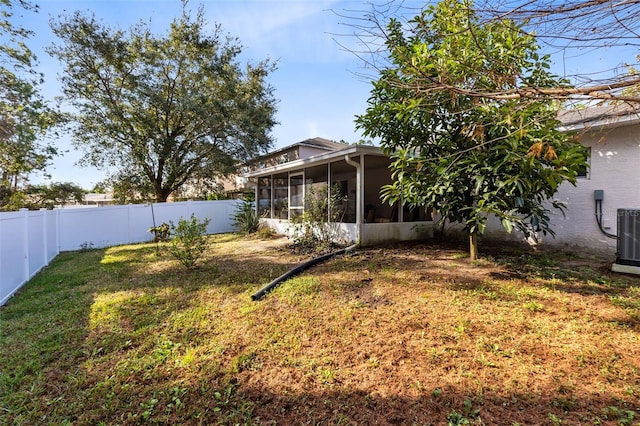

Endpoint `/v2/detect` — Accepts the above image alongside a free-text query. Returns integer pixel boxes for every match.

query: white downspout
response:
[344,154,362,245]
[327,162,332,222]
[254,179,259,216]
[270,175,274,219]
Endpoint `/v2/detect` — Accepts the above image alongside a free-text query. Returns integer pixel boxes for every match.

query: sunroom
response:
[244,144,434,246]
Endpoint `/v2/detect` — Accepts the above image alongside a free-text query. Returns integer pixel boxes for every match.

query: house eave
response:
[243,145,384,178]
[558,107,640,132]
[559,116,640,132]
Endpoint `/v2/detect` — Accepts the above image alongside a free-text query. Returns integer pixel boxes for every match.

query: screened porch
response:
[245,145,434,246]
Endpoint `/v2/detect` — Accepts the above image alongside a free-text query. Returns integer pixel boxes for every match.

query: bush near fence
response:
[0,200,240,306]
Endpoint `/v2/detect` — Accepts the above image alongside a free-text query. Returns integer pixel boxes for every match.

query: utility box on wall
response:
[613,209,640,274]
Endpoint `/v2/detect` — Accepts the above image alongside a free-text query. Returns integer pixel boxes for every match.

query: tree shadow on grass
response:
[230,385,637,426]
[88,377,636,425]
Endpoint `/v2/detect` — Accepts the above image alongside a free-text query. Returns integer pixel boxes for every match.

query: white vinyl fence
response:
[0,200,240,306]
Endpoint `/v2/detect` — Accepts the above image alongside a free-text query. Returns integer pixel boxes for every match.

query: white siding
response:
[298,146,334,159]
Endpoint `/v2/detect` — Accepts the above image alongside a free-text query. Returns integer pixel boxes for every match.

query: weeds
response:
[523,300,544,312]
[290,182,347,255]
[277,276,321,300]
[255,226,276,239]
[165,386,187,414]
[233,351,260,373]
[1,238,639,425]
[547,412,563,425]
[213,383,256,422]
[140,397,159,421]
[447,399,481,425]
[79,241,95,251]
[600,405,637,425]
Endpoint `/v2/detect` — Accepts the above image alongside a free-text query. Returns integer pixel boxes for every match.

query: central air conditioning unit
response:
[613,209,640,273]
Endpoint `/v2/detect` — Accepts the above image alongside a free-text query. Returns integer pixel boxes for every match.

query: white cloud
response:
[209,0,351,63]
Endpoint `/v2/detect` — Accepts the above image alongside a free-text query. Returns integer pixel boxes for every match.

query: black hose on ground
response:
[251,244,358,301]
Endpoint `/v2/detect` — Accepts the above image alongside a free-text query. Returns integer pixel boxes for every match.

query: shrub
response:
[232,199,259,235]
[169,214,211,268]
[290,183,346,254]
[256,226,275,239]
[148,222,170,242]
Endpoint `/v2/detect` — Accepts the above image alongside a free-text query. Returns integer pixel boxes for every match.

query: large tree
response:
[48,4,278,202]
[23,181,86,209]
[356,0,588,260]
[0,0,58,210]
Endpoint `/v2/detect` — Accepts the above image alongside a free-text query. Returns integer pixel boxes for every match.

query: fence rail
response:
[0,200,240,306]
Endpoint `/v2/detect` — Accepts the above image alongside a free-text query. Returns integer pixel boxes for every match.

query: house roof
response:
[254,137,349,161]
[84,193,114,203]
[558,104,640,131]
[244,144,385,178]
[297,137,349,151]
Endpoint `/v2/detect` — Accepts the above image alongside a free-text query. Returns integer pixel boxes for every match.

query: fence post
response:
[41,208,48,265]
[0,212,3,289]
[21,208,29,284]
[128,204,133,244]
[55,208,61,254]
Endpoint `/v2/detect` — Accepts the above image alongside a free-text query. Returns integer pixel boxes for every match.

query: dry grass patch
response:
[1,236,639,425]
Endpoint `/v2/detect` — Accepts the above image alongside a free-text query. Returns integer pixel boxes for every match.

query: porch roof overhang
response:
[243,145,385,178]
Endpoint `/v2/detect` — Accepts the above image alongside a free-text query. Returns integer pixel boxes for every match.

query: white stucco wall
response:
[260,218,433,247]
[261,219,357,245]
[360,222,434,246]
[485,123,640,255]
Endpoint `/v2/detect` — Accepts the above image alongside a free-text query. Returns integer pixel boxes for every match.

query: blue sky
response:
[14,0,638,189]
[20,0,382,188]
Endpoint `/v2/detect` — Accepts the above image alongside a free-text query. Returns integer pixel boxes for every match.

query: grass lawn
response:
[1,234,639,425]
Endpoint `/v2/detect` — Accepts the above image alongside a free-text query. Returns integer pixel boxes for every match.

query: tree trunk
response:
[156,189,170,203]
[469,230,478,261]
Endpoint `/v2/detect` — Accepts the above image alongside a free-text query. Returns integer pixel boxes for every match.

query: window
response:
[278,152,289,164]
[577,147,591,178]
[273,177,288,219]
[257,177,271,218]
[289,173,304,219]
